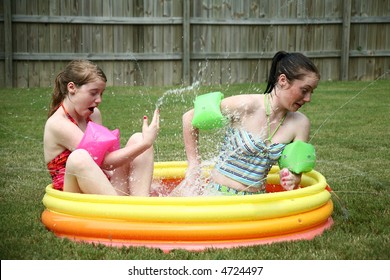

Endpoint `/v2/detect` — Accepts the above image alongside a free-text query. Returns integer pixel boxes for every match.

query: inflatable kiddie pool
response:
[41,161,333,252]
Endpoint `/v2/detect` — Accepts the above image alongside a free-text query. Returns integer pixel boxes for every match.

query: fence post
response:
[341,0,352,81]
[4,0,13,87]
[182,0,190,85]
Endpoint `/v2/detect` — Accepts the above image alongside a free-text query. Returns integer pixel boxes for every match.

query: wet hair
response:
[264,51,320,93]
[48,60,107,117]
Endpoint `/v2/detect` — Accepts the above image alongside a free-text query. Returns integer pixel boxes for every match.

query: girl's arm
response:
[280,112,311,190]
[292,112,310,142]
[220,95,257,122]
[101,109,160,169]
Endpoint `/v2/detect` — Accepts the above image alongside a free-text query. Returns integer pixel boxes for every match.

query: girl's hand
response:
[280,168,301,191]
[142,109,160,146]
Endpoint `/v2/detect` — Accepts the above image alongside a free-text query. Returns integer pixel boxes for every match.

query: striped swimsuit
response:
[214,127,286,189]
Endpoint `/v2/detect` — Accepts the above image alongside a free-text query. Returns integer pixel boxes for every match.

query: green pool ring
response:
[192,92,227,130]
[278,141,316,174]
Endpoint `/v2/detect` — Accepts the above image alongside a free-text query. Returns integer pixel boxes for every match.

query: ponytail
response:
[264,51,320,94]
[48,72,68,117]
[264,51,289,93]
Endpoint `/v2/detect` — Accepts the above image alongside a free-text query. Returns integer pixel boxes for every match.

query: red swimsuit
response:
[47,104,91,191]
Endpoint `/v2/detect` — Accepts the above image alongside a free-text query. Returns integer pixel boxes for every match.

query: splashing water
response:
[1,0,388,216]
[155,81,201,110]
[166,159,222,197]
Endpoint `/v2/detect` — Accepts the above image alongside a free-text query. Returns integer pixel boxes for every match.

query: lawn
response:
[0,80,389,260]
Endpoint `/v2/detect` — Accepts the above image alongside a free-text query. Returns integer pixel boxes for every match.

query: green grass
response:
[0,80,389,260]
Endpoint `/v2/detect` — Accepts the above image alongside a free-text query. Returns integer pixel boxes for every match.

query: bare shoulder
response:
[44,111,85,160]
[222,94,260,112]
[44,112,82,142]
[288,111,310,141]
[291,111,310,124]
[44,113,62,132]
[44,114,71,143]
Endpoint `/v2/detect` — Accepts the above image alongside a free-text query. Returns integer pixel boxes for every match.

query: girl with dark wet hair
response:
[177,51,320,196]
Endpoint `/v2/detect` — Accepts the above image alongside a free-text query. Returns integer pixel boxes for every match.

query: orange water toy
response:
[41,161,333,252]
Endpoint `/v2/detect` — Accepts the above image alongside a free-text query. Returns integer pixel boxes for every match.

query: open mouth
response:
[88,107,95,112]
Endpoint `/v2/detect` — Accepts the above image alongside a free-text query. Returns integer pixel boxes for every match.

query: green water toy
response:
[192,92,227,130]
[278,140,316,174]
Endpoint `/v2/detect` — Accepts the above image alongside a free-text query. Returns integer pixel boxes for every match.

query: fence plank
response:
[182,0,190,85]
[341,0,351,80]
[1,0,389,87]
[3,0,12,87]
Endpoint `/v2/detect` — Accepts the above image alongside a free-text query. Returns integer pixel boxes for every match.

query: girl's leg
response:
[109,166,131,196]
[128,143,154,196]
[112,133,154,196]
[63,149,118,195]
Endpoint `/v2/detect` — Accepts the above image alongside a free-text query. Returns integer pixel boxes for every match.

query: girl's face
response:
[68,78,106,118]
[280,72,319,112]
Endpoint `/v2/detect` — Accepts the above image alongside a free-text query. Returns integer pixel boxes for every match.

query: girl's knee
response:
[126,132,143,146]
[66,149,95,170]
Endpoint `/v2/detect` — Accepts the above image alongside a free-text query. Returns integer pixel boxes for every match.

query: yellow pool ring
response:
[41,161,334,251]
[43,187,330,222]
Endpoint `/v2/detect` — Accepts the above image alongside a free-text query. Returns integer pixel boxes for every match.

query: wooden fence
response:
[1,0,389,88]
